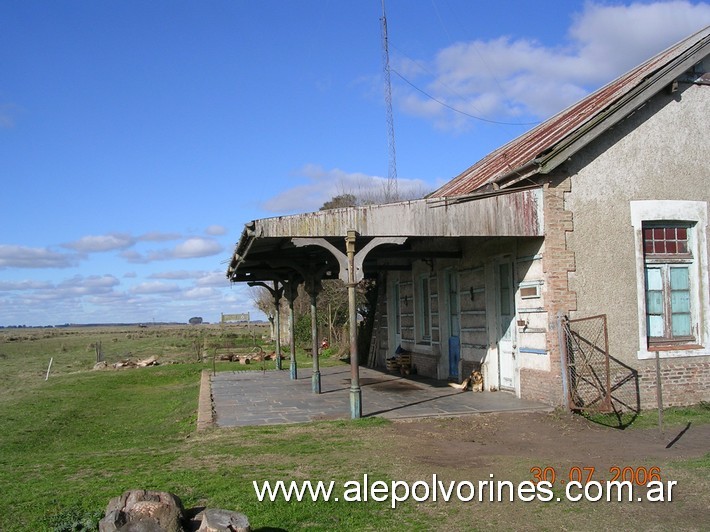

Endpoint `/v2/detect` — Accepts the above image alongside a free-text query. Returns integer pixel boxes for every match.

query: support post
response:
[248,280,285,371]
[282,278,300,380]
[290,234,406,419]
[273,282,283,370]
[303,274,323,394]
[310,286,321,394]
[347,230,362,418]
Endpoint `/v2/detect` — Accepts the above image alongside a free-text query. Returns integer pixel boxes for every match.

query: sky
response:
[1,1,709,327]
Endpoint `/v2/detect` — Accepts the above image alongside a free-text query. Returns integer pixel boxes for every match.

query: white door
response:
[497,262,516,390]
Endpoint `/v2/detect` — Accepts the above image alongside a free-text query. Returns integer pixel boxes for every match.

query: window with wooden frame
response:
[643,224,695,346]
[418,274,431,343]
[630,200,709,359]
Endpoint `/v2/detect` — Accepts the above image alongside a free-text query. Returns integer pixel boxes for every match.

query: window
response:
[630,200,710,359]
[393,281,401,336]
[643,224,694,345]
[418,275,431,342]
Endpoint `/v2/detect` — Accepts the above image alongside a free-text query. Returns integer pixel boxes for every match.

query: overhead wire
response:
[390,68,539,126]
[389,41,539,126]
[388,0,540,127]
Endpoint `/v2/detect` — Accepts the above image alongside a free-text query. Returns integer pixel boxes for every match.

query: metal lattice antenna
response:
[380,0,398,202]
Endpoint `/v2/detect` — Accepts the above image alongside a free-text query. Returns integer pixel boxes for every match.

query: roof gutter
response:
[226,222,257,281]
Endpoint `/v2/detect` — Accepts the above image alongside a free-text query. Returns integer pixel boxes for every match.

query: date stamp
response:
[529,465,676,502]
[530,465,664,485]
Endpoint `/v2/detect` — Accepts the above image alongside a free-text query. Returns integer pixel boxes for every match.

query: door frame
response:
[492,256,518,393]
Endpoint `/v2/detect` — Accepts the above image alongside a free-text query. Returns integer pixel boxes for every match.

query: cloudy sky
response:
[1,1,709,326]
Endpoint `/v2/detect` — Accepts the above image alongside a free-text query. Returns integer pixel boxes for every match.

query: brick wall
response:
[412,352,439,379]
[520,368,564,405]
[526,176,577,406]
[637,360,710,409]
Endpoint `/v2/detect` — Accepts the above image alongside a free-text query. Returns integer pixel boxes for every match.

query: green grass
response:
[1,325,709,531]
[0,326,411,531]
[0,359,412,531]
[582,401,710,429]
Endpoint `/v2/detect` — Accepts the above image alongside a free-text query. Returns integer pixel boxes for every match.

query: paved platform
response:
[210,365,551,427]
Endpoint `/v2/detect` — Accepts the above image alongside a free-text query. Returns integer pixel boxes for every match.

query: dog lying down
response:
[448,370,484,392]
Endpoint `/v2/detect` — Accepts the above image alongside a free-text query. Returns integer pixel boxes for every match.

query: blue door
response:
[447,271,461,379]
[449,335,460,378]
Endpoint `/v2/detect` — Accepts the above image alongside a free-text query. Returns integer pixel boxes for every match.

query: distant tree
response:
[319,193,357,210]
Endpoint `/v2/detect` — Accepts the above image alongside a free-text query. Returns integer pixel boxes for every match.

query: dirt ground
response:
[390,410,710,467]
[368,411,710,530]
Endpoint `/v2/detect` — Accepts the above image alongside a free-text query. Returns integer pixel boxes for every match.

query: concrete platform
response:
[208,365,552,427]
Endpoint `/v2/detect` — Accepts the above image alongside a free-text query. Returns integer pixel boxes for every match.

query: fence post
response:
[655,351,663,434]
[557,312,570,410]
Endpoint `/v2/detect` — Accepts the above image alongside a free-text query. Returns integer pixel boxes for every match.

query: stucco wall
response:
[565,75,710,407]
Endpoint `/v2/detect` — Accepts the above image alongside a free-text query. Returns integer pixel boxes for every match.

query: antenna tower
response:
[380,0,398,202]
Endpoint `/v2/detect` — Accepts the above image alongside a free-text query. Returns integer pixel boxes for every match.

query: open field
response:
[0,325,708,531]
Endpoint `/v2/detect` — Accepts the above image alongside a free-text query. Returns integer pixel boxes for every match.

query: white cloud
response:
[396,1,710,129]
[196,271,230,288]
[62,233,135,252]
[0,279,53,290]
[184,286,220,299]
[0,244,79,269]
[205,225,228,236]
[262,164,432,214]
[130,281,180,295]
[0,103,18,128]
[57,275,120,296]
[173,237,223,258]
[138,231,183,242]
[121,237,224,263]
[149,270,203,280]
[0,275,120,304]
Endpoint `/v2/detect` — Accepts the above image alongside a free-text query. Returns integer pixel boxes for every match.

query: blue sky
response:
[1,1,709,326]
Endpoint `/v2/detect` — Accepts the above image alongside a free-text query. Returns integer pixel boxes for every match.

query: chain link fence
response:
[561,314,641,424]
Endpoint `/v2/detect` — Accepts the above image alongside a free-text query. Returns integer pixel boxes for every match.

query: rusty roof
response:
[432,25,710,198]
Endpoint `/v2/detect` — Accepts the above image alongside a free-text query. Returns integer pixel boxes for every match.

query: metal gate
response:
[561,314,612,413]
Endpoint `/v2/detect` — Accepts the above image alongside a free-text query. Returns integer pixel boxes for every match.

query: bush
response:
[43,505,104,531]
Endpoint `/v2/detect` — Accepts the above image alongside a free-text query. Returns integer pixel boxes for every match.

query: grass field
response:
[0,325,708,531]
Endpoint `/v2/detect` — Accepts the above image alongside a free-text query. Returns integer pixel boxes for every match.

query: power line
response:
[390,68,540,127]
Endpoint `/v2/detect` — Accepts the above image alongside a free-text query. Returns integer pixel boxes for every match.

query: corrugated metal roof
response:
[432,25,710,198]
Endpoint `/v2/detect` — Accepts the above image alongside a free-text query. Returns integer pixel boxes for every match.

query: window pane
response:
[670,267,689,290]
[671,313,691,337]
[646,291,664,314]
[645,268,663,290]
[648,315,664,337]
[671,291,690,313]
[420,277,430,338]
